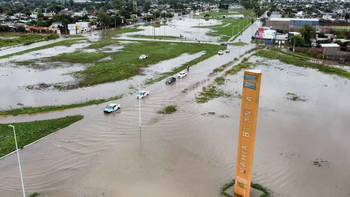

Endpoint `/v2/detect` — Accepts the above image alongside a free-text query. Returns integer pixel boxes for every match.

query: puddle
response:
[0,41,91,64]
[118,17,223,41]
[100,45,124,53]
[142,51,205,75]
[97,56,112,62]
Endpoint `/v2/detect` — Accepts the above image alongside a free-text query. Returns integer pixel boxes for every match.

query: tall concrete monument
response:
[234,70,262,197]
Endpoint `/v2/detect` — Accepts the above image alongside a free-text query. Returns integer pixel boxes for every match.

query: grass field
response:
[128,35,180,40]
[256,49,350,80]
[0,115,83,157]
[73,41,224,87]
[0,95,123,116]
[0,33,59,48]
[0,38,86,59]
[51,52,109,63]
[106,28,142,37]
[199,9,254,41]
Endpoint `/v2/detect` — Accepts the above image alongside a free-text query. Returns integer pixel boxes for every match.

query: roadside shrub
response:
[157,105,177,114]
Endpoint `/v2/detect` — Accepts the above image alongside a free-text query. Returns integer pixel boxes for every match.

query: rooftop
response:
[320,43,340,48]
[269,18,319,22]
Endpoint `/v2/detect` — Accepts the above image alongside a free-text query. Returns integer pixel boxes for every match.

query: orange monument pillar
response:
[234,70,262,197]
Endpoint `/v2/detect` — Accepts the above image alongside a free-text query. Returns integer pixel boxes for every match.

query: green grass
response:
[207,18,252,41]
[75,41,224,87]
[0,33,59,48]
[0,115,83,158]
[69,35,84,38]
[210,58,239,75]
[157,105,177,114]
[106,28,142,37]
[256,49,350,80]
[225,61,251,76]
[50,52,109,63]
[220,179,270,197]
[142,23,168,27]
[86,39,120,49]
[229,42,249,46]
[214,76,226,85]
[0,39,86,59]
[0,95,123,116]
[195,85,231,103]
[128,35,180,40]
[29,192,40,197]
[199,9,254,42]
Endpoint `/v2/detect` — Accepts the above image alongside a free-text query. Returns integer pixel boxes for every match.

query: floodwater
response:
[0,40,253,109]
[1,51,350,197]
[0,41,90,64]
[120,16,223,42]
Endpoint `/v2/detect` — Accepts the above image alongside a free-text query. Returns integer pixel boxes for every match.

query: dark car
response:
[165,77,176,84]
[220,43,227,46]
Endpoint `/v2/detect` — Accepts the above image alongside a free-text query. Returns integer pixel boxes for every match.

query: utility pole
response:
[8,125,26,197]
[139,77,141,128]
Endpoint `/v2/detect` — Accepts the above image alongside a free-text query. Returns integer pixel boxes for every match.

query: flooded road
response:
[0,43,252,109]
[1,50,350,197]
[2,18,350,197]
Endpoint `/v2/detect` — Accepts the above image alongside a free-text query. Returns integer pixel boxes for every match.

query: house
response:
[25,25,47,32]
[49,21,62,33]
[44,12,55,18]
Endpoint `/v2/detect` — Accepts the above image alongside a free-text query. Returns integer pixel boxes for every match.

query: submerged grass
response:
[229,42,249,46]
[195,85,231,103]
[0,115,83,158]
[157,105,177,114]
[106,28,142,37]
[214,76,226,85]
[29,193,40,197]
[128,35,180,40]
[221,179,270,197]
[50,52,108,63]
[85,39,120,49]
[0,38,86,59]
[225,61,251,76]
[256,49,350,80]
[0,95,123,116]
[75,41,223,87]
[0,33,59,48]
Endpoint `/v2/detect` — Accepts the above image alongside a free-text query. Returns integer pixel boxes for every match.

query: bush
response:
[157,105,177,114]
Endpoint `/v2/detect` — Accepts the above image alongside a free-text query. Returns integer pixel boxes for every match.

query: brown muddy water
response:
[0,43,253,110]
[120,16,223,41]
[0,52,350,197]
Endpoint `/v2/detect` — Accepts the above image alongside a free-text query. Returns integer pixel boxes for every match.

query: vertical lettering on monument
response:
[235,71,262,197]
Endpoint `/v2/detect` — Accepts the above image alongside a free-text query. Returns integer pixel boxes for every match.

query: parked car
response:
[218,50,224,55]
[135,90,149,98]
[258,43,265,47]
[220,43,227,46]
[165,77,176,84]
[177,71,187,78]
[225,49,230,53]
[104,103,120,113]
[139,54,148,59]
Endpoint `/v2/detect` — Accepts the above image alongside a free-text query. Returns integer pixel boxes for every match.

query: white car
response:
[218,50,224,55]
[104,103,120,113]
[225,49,230,53]
[177,71,187,78]
[135,90,150,98]
[139,54,148,59]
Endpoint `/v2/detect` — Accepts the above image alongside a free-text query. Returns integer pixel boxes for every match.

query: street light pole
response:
[138,77,141,128]
[8,125,26,197]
